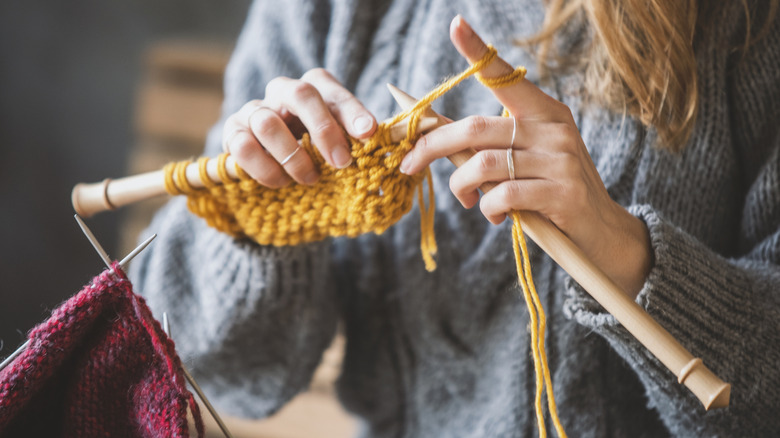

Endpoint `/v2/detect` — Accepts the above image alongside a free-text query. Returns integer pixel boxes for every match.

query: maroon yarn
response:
[0,263,204,437]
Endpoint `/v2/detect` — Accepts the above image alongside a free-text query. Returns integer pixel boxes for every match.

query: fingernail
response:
[332,147,352,169]
[400,153,412,174]
[304,170,319,185]
[456,15,474,36]
[353,115,373,135]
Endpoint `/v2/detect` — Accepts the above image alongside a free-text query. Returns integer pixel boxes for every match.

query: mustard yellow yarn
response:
[163,45,501,270]
[163,45,565,437]
[511,212,567,438]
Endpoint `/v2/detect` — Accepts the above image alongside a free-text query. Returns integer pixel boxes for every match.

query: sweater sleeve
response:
[129,0,340,419]
[562,6,780,436]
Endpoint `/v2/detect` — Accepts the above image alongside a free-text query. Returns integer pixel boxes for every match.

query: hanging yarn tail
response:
[418,167,438,271]
[511,211,567,438]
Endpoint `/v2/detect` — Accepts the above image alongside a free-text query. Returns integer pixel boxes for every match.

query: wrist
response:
[612,208,653,299]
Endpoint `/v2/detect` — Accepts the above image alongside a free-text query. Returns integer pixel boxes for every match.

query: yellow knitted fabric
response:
[164,45,566,437]
[163,46,501,271]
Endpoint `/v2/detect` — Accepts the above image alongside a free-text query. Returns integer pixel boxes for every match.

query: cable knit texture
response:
[131,0,780,437]
[0,263,203,438]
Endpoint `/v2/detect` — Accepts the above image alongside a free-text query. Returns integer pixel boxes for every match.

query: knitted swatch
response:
[163,46,510,272]
[0,263,203,438]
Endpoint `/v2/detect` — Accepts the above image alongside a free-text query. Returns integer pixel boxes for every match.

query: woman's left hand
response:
[399,15,652,299]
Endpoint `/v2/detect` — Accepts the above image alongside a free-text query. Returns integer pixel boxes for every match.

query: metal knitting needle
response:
[162,312,234,438]
[75,214,156,271]
[1,221,156,373]
[0,340,30,372]
[117,233,157,269]
[75,214,112,269]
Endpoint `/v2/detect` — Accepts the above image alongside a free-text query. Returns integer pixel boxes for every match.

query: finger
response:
[479,179,560,224]
[301,68,377,139]
[403,115,536,175]
[449,15,570,122]
[223,100,264,152]
[401,116,503,174]
[449,149,555,208]
[265,77,353,169]
[246,107,320,185]
[227,129,291,188]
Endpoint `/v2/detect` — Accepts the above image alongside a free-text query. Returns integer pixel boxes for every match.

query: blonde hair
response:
[529,0,779,152]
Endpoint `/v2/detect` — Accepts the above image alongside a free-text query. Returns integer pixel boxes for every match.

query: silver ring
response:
[279,146,302,165]
[507,147,515,181]
[508,115,517,180]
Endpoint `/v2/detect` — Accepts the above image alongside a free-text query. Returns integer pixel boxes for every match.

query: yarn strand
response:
[511,211,567,438]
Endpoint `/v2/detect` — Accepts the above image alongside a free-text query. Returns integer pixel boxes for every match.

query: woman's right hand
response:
[222,68,377,187]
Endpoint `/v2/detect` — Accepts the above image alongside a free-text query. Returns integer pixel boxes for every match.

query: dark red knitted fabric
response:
[0,263,204,438]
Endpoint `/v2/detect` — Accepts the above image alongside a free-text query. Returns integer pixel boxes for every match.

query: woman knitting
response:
[131,1,780,436]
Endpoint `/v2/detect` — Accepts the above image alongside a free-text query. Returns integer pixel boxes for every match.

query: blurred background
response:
[0,0,248,364]
[0,1,355,436]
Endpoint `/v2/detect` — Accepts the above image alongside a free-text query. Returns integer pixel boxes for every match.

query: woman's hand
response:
[400,16,652,298]
[222,69,377,187]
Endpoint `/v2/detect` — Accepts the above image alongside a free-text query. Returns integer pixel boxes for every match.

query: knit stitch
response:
[0,263,203,438]
[161,46,514,272]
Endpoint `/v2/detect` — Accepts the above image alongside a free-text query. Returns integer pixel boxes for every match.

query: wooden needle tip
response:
[387,83,419,110]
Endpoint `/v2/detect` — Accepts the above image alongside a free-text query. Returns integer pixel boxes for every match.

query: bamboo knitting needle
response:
[71,114,441,218]
[387,84,731,411]
[0,218,156,373]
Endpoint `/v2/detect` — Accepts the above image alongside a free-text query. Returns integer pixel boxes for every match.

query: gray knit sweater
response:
[130,1,780,437]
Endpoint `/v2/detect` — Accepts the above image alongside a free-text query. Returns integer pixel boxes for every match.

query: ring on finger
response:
[508,114,517,180]
[279,146,302,165]
[507,147,515,181]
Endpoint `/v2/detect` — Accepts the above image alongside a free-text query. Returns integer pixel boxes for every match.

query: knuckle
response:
[554,178,583,211]
[499,181,522,202]
[477,150,499,173]
[479,195,498,218]
[556,102,574,120]
[301,67,330,82]
[449,174,465,197]
[290,81,318,102]
[549,122,575,144]
[557,152,580,176]
[239,99,261,113]
[224,113,238,129]
[329,89,355,106]
[464,115,489,137]
[415,135,430,154]
[309,119,339,137]
[560,122,579,141]
[229,134,257,160]
[257,167,290,189]
[265,77,288,96]
[251,110,280,139]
